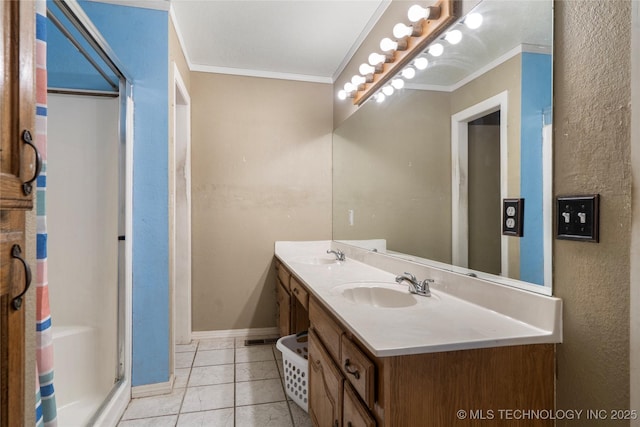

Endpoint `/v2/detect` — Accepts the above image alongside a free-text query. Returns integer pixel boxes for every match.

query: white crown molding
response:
[190,64,333,84]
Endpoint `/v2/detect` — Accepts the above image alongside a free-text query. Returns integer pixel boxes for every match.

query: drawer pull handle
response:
[334,421,339,427]
[21,130,42,196]
[348,423,353,427]
[293,287,299,294]
[344,358,360,379]
[11,244,32,311]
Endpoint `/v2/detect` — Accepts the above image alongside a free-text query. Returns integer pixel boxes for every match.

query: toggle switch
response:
[556,195,600,242]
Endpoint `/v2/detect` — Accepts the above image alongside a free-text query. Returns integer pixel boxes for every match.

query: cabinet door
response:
[309,330,343,427]
[344,384,376,427]
[1,1,36,210]
[277,281,291,337]
[0,2,35,426]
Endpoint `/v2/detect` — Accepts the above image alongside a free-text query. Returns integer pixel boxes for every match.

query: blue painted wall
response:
[519,52,552,285]
[47,2,170,386]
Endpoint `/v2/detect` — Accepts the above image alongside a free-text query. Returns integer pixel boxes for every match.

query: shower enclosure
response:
[45,1,132,424]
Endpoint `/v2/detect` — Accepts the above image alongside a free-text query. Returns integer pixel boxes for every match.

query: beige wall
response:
[554,0,631,423]
[190,73,332,331]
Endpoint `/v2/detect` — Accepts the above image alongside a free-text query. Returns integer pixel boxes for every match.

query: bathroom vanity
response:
[275,241,562,427]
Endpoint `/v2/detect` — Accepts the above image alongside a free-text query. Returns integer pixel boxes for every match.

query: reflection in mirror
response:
[333,0,553,295]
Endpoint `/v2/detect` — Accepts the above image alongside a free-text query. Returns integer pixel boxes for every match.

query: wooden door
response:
[0,1,36,426]
[309,330,343,427]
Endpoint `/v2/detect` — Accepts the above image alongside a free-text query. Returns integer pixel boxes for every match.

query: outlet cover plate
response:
[502,198,524,237]
[556,195,600,242]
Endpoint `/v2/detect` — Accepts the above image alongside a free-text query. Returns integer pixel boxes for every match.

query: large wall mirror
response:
[333,0,553,295]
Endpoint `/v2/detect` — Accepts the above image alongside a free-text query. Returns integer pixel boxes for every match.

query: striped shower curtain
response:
[34,1,57,426]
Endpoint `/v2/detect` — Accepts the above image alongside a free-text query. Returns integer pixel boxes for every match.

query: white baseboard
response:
[191,327,279,341]
[131,374,175,398]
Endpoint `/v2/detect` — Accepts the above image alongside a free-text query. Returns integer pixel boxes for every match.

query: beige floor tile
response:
[181,383,234,413]
[174,367,191,389]
[236,360,280,382]
[193,349,234,367]
[236,378,286,406]
[118,415,178,427]
[175,351,195,369]
[121,389,185,420]
[235,401,293,427]
[289,401,312,427]
[198,338,235,351]
[176,342,198,353]
[188,364,234,387]
[176,408,234,427]
[235,346,275,363]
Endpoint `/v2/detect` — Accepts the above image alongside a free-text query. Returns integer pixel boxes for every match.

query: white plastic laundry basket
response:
[276,333,309,412]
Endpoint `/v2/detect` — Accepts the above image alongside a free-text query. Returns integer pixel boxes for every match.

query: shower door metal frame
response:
[47,0,133,423]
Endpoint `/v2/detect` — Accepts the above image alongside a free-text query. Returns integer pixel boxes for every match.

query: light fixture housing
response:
[346,0,458,105]
[407,4,442,23]
[380,37,408,52]
[393,22,422,39]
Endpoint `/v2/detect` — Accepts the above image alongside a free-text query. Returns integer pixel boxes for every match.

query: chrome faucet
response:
[326,249,346,261]
[395,272,433,297]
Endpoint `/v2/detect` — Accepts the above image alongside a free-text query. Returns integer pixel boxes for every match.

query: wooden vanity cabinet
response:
[275,261,309,336]
[307,295,555,427]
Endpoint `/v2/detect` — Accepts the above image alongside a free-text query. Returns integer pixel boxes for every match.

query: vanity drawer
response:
[309,297,343,361]
[277,263,291,289]
[290,276,309,310]
[340,335,375,409]
[344,383,376,427]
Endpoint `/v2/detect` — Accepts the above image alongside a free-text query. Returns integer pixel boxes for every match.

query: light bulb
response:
[391,78,405,90]
[402,66,416,79]
[444,29,462,45]
[369,52,386,66]
[414,57,429,70]
[429,43,444,57]
[407,4,429,22]
[380,37,398,52]
[393,23,413,39]
[359,63,375,75]
[375,92,386,103]
[351,75,366,86]
[344,82,355,92]
[382,85,394,96]
[337,90,347,100]
[464,12,483,29]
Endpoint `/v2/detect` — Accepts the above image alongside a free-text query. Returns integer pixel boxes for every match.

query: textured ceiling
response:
[170,0,389,82]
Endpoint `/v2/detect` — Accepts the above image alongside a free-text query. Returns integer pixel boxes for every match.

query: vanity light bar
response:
[350,0,459,106]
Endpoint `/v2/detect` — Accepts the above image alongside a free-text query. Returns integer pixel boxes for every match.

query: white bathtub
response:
[52,326,111,426]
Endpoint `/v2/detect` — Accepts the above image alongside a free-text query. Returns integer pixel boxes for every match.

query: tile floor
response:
[117,337,311,427]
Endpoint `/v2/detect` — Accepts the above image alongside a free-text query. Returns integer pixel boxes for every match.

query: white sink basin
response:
[335,282,418,308]
[290,255,339,265]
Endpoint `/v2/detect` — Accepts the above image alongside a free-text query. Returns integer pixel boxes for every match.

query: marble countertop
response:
[275,240,562,358]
